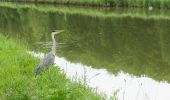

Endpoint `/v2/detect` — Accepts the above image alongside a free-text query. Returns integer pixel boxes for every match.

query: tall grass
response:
[0,34,105,99]
[2,0,170,8]
[1,2,170,20]
[38,0,170,8]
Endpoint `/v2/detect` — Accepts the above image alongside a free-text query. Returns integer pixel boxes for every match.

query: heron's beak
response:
[55,30,64,34]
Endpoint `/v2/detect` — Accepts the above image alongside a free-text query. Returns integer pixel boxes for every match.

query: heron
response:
[36,30,64,75]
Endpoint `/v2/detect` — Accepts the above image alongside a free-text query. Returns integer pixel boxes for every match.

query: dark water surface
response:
[1,3,170,99]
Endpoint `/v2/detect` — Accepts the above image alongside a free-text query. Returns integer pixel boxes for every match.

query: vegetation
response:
[2,0,170,8]
[0,34,105,99]
[39,0,170,9]
[1,2,170,20]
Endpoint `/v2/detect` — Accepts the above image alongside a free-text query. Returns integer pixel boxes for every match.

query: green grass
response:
[1,2,170,20]
[0,34,105,99]
[3,0,170,8]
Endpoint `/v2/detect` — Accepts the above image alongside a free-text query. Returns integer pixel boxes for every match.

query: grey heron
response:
[36,30,64,75]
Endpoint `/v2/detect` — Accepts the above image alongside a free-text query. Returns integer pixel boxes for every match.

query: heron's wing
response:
[37,53,54,67]
[43,53,55,66]
[36,53,55,75]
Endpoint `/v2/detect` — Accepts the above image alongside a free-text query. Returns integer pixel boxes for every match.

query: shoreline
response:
[0,34,105,99]
[1,2,170,20]
[3,0,170,9]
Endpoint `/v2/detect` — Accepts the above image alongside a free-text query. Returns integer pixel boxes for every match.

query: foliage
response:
[1,0,170,8]
[1,2,170,20]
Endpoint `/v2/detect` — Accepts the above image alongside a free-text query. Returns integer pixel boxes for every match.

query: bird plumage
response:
[36,30,64,75]
[36,52,55,75]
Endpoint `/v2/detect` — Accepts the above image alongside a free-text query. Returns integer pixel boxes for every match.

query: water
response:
[1,3,170,100]
[28,51,170,100]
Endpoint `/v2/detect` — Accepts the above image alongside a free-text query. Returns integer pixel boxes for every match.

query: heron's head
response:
[51,30,64,35]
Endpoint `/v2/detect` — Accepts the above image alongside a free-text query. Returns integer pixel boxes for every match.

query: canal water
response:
[1,3,170,100]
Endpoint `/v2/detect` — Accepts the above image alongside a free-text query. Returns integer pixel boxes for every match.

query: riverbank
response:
[1,2,170,20]
[0,34,105,99]
[4,0,170,9]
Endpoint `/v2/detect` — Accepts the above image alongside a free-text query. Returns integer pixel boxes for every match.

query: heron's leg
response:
[47,68,50,75]
[46,65,51,74]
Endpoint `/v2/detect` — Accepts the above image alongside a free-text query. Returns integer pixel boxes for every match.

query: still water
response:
[1,3,170,100]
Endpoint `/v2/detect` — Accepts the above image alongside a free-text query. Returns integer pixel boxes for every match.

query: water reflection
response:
[28,51,170,100]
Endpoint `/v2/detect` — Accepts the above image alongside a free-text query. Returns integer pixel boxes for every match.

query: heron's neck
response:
[51,34,56,55]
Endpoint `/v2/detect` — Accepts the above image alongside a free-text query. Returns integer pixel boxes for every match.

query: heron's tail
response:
[36,67,42,75]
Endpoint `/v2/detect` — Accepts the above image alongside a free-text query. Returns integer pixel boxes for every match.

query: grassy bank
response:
[0,34,105,99]
[1,2,170,20]
[5,0,170,9]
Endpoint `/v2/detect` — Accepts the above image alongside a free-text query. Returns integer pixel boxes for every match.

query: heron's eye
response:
[52,30,56,32]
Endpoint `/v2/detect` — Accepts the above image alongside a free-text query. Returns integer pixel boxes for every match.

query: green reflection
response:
[0,4,170,83]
